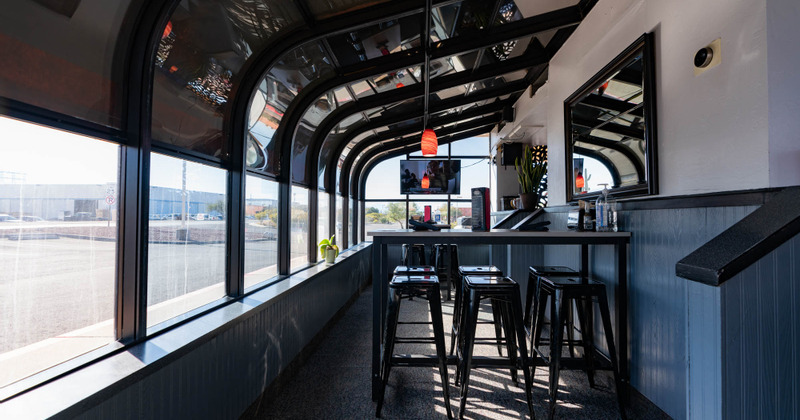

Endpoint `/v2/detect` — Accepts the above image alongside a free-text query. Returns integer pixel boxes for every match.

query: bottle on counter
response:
[596,184,610,232]
[582,200,594,231]
[608,196,618,232]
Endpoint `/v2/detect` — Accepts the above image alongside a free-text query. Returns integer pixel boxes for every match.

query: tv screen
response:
[400,160,461,194]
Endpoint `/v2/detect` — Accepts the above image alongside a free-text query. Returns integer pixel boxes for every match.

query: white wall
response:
[767,0,800,187]
[537,0,769,205]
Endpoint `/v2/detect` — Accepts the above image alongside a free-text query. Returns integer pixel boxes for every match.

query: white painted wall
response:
[767,0,800,187]
[531,0,769,205]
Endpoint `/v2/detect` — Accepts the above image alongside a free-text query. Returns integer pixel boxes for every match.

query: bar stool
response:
[526,266,580,357]
[457,275,534,419]
[431,244,459,300]
[376,274,453,419]
[451,266,504,358]
[531,276,626,420]
[402,244,427,266]
[394,265,435,275]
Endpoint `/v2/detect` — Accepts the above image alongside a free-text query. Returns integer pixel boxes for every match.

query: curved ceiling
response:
[150,0,596,197]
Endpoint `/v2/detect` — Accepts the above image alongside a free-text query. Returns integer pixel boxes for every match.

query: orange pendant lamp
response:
[575,172,585,189]
[421,174,430,189]
[421,128,438,156]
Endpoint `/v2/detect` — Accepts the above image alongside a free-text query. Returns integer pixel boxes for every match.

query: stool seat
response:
[459,265,503,275]
[539,277,603,288]
[390,274,438,284]
[529,265,578,276]
[394,265,435,275]
[464,275,516,288]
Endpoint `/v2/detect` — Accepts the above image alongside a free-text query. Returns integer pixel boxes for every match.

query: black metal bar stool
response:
[531,276,626,420]
[376,274,453,419]
[451,266,504,359]
[457,275,534,420]
[402,244,427,266]
[431,244,459,300]
[394,265,435,275]
[526,266,580,357]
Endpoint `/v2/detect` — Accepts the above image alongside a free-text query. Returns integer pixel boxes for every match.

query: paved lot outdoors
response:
[0,220,283,387]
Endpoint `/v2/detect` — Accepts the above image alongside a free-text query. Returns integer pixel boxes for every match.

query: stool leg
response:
[573,295,596,387]
[510,288,536,420]
[566,300,576,358]
[428,288,454,420]
[523,272,537,335]
[597,289,627,420]
[532,290,549,350]
[449,275,463,356]
[490,299,505,356]
[548,289,567,420]
[458,289,481,419]
[376,289,402,417]
[499,300,519,383]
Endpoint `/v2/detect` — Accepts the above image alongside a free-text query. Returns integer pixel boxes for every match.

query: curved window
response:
[290,186,309,271]
[0,116,119,387]
[147,154,227,328]
[0,0,136,128]
[318,191,330,244]
[152,0,303,159]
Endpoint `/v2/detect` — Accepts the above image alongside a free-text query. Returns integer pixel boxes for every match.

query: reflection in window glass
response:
[244,176,279,289]
[290,186,310,271]
[0,116,118,388]
[147,154,226,328]
[336,195,344,248]
[318,191,330,246]
[410,202,448,224]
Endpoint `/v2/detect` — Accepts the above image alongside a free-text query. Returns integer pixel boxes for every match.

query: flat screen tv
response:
[400,159,461,194]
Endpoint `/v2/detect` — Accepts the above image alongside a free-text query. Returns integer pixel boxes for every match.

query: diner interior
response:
[1,0,799,419]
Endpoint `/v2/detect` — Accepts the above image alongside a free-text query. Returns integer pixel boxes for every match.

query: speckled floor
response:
[243,287,670,420]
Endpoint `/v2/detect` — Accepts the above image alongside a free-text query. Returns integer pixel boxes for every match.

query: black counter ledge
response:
[676,187,800,286]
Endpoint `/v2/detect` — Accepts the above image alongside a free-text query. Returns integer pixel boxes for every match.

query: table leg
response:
[615,241,629,399]
[371,238,384,401]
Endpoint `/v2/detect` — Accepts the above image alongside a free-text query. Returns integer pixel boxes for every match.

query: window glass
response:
[450,135,490,156]
[308,0,389,20]
[335,195,344,248]
[409,201,448,224]
[452,158,491,200]
[0,0,135,128]
[0,116,118,388]
[290,186,310,271]
[348,198,356,247]
[365,156,403,200]
[318,191,330,245]
[153,0,302,160]
[244,176,279,290]
[364,201,407,235]
[147,154,226,328]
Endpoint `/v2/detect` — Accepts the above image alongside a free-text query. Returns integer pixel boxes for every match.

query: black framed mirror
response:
[564,32,657,202]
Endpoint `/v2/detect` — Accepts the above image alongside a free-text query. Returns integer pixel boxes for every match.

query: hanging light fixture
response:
[421,174,430,189]
[575,172,585,190]
[421,128,437,156]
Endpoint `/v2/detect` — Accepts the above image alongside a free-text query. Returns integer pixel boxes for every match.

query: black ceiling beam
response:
[272,6,580,184]
[339,113,503,194]
[579,94,644,118]
[572,116,644,140]
[328,101,511,193]
[355,126,495,199]
[318,80,527,190]
[575,134,645,180]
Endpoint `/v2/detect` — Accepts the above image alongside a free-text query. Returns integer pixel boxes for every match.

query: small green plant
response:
[318,235,339,259]
[514,145,547,194]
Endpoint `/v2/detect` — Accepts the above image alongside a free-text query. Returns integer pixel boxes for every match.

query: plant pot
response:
[325,247,336,264]
[519,192,539,210]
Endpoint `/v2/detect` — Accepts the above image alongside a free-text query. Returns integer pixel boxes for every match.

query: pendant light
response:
[575,172,585,190]
[421,174,430,189]
[421,128,437,156]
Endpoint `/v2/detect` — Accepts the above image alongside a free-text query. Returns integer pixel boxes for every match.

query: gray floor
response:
[243,287,670,420]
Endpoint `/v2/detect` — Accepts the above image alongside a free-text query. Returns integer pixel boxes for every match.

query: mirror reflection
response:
[565,33,656,200]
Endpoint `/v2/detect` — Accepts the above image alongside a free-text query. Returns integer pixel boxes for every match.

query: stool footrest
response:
[394,337,436,344]
[396,321,433,325]
[390,354,446,367]
[465,356,530,368]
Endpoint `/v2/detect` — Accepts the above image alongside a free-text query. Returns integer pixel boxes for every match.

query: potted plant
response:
[514,145,547,210]
[318,235,339,264]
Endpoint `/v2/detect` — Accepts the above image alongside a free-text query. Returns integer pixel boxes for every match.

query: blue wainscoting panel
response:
[721,234,800,420]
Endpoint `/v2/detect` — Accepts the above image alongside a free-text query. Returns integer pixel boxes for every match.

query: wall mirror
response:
[564,33,657,201]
